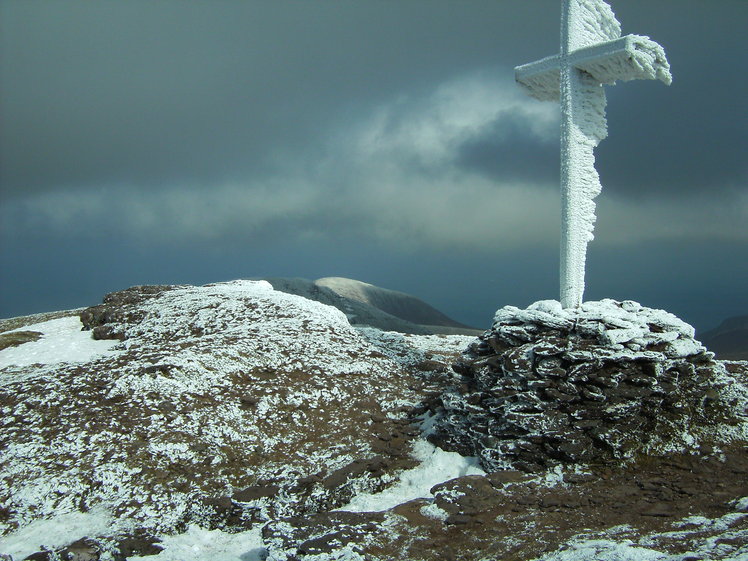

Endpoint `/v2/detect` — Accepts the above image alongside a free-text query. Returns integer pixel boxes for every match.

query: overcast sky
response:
[1,0,746,332]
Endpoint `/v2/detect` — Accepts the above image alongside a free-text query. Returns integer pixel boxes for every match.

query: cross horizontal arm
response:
[515,34,672,102]
[515,53,561,102]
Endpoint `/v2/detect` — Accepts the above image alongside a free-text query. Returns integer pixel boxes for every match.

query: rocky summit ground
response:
[1,282,747,560]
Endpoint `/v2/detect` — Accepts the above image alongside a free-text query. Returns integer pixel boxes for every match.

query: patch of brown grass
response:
[0,330,43,351]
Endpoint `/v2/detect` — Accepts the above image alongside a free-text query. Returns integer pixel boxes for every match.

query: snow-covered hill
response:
[0,280,476,559]
[314,277,473,330]
[265,277,480,335]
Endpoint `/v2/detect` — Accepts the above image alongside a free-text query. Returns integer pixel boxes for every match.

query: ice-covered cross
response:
[515,0,671,309]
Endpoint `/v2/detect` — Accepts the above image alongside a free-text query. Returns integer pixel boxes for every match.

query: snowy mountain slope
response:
[314,277,474,330]
[264,277,437,335]
[265,277,481,336]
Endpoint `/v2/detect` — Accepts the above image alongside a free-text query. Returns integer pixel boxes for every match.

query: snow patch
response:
[734,497,748,512]
[419,502,449,521]
[336,440,485,513]
[0,316,120,370]
[532,539,666,561]
[128,526,266,561]
[0,507,113,560]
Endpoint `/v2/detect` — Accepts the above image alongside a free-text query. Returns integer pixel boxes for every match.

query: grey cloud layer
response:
[1,73,563,250]
[0,0,554,196]
[3,70,745,253]
[455,112,560,185]
[0,0,746,245]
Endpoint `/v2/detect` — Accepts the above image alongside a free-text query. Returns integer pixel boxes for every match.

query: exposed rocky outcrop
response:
[79,284,178,340]
[431,299,748,472]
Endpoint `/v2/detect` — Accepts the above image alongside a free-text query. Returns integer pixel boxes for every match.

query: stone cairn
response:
[431,299,748,473]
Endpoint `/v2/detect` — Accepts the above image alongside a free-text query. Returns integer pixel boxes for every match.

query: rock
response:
[115,532,165,558]
[233,485,280,502]
[58,538,100,561]
[432,476,498,516]
[431,299,748,472]
[486,470,528,485]
[639,503,675,517]
[445,513,473,525]
[23,553,52,561]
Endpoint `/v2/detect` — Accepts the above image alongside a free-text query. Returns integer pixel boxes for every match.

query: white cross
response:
[515,0,671,309]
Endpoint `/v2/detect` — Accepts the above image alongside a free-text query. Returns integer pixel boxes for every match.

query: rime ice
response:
[515,0,671,308]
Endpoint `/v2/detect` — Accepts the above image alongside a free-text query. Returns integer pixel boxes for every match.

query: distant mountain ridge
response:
[315,277,472,328]
[700,314,748,361]
[264,277,481,336]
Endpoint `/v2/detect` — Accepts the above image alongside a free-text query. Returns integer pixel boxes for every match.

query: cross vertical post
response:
[559,0,584,308]
[515,0,672,308]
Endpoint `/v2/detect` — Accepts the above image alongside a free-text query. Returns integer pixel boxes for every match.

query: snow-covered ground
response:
[336,440,485,513]
[0,280,482,559]
[0,440,483,560]
[0,316,120,370]
[5,463,747,561]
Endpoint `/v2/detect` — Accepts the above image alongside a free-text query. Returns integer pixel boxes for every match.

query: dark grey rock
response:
[430,301,748,472]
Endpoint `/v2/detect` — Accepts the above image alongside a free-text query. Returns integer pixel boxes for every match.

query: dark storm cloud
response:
[598,0,748,198]
[0,0,554,198]
[455,111,560,185]
[1,0,745,252]
[2,0,745,204]
[600,80,748,198]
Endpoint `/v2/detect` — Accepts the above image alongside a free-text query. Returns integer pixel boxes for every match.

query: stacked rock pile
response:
[431,299,748,472]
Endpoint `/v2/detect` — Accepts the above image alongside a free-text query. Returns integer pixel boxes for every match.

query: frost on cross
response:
[515,0,671,309]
